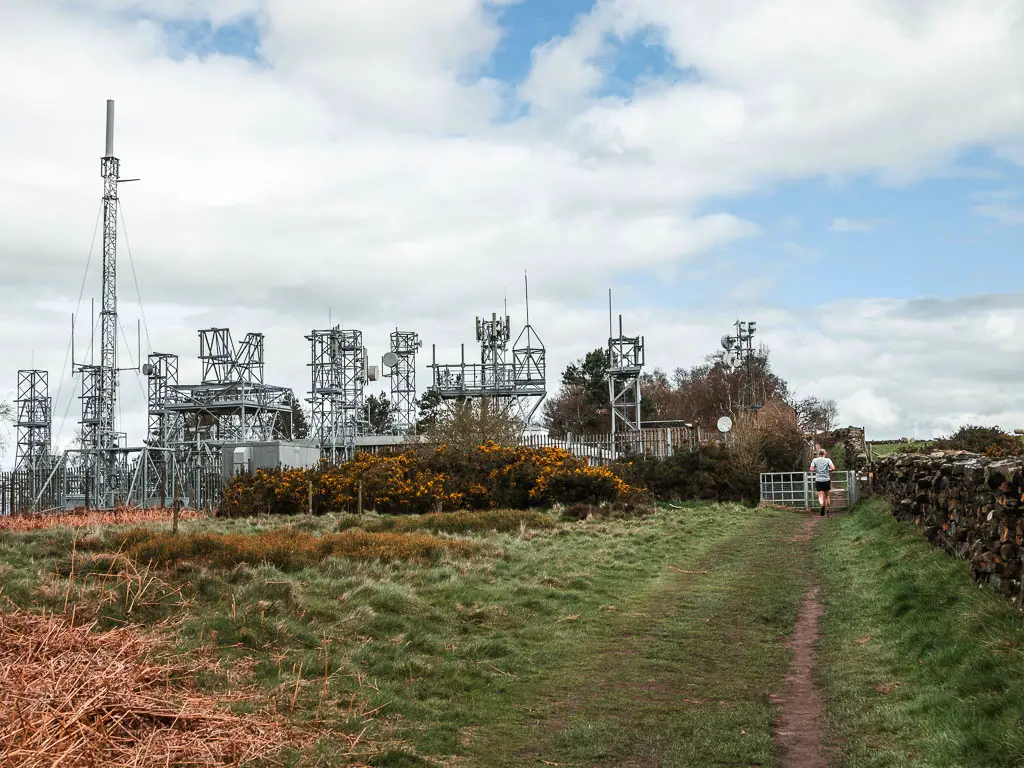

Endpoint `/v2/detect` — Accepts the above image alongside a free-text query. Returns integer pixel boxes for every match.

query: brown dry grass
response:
[0,506,206,533]
[0,608,286,767]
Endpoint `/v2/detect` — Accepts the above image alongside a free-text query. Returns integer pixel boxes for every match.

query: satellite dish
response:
[382,352,399,368]
[717,416,733,434]
[721,334,735,350]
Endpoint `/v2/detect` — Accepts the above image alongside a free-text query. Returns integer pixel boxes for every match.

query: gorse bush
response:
[220,442,642,517]
[115,527,479,570]
[934,425,1024,458]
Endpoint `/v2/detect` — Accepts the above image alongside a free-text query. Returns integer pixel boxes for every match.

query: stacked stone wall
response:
[874,451,1024,604]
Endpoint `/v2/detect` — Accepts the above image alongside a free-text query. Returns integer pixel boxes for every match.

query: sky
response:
[1,0,1024,460]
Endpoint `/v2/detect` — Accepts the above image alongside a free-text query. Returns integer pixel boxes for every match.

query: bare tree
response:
[793,396,838,436]
[424,398,523,454]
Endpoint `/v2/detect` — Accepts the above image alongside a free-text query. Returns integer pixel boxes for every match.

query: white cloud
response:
[1,1,1024,462]
[830,217,885,233]
[972,202,1024,225]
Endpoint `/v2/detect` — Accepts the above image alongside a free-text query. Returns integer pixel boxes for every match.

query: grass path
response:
[461,507,816,767]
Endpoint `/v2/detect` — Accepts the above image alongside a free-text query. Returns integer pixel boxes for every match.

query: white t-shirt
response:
[810,457,835,481]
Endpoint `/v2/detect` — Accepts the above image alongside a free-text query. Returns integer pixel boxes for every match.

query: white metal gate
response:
[759,471,858,510]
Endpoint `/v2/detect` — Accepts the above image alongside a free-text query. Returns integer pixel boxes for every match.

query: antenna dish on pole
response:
[721,334,735,350]
[382,352,399,368]
[717,416,733,434]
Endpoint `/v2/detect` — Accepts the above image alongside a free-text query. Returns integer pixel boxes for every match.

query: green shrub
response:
[934,425,1024,457]
[612,447,759,505]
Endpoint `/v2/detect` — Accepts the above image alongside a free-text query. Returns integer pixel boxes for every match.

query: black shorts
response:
[814,480,831,492]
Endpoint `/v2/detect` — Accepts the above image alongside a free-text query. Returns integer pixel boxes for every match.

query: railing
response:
[759,471,859,510]
[352,427,706,465]
[0,461,222,516]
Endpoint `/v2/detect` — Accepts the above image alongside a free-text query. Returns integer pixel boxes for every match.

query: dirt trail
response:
[773,515,828,768]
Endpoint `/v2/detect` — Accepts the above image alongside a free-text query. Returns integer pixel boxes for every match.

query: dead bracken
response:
[0,608,287,767]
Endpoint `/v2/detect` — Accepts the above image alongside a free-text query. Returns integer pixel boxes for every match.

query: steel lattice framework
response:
[734,320,760,412]
[15,370,52,494]
[71,101,123,507]
[607,312,645,444]
[158,329,292,448]
[428,295,548,425]
[308,327,369,462]
[721,320,760,413]
[385,330,421,434]
[145,353,183,447]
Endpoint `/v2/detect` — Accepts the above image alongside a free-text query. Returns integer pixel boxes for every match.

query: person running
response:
[810,448,836,516]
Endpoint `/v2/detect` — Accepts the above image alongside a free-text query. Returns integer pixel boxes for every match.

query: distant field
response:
[868,441,930,458]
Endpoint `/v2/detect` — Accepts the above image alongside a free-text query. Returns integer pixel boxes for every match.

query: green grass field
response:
[2,500,1023,766]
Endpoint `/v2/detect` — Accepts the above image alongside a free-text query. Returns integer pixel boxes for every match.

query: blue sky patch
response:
[161,15,262,62]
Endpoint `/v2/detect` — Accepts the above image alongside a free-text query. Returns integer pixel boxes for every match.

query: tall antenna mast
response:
[101,104,119,427]
[96,99,121,505]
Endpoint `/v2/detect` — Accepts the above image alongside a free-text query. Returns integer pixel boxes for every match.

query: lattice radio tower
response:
[511,273,546,423]
[720,319,759,412]
[308,328,375,462]
[383,330,421,434]
[15,370,52,493]
[144,353,182,447]
[607,290,645,442]
[73,100,128,507]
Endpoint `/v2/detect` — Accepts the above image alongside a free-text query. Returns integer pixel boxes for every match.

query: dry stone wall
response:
[874,451,1024,604]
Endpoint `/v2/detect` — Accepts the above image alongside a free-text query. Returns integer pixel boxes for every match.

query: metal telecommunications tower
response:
[607,291,645,445]
[74,101,124,506]
[720,319,759,412]
[308,328,378,462]
[15,370,52,489]
[383,330,421,434]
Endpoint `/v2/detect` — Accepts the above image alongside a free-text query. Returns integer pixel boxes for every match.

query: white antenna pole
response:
[524,270,530,326]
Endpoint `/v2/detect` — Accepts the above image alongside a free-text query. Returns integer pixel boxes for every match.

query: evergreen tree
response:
[363,393,398,434]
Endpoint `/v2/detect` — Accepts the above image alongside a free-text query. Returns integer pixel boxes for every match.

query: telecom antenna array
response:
[383,330,421,434]
[428,277,547,424]
[308,327,378,462]
[720,319,759,412]
[607,290,645,446]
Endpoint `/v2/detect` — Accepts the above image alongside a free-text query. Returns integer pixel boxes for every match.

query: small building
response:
[222,440,322,483]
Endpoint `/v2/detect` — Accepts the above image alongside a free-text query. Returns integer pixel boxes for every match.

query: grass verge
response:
[816,497,1024,767]
[0,503,811,766]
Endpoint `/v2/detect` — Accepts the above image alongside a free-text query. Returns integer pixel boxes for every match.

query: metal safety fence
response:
[759,471,859,510]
